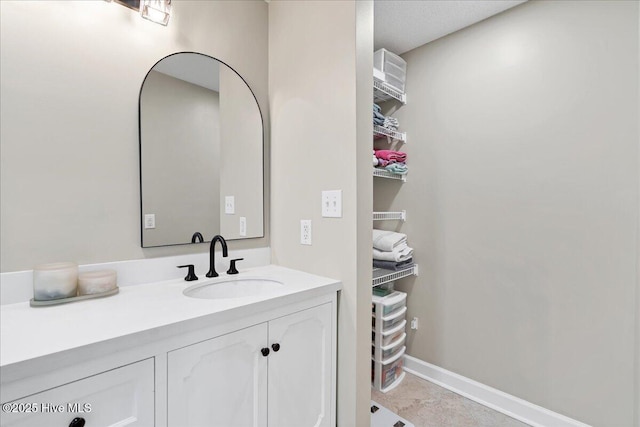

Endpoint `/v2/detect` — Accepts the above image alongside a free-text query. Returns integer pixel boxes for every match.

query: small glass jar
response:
[78,270,118,295]
[33,262,78,301]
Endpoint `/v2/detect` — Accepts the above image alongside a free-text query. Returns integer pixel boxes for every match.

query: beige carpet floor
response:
[371,372,530,427]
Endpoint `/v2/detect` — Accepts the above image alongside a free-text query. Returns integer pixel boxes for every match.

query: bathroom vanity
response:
[0,265,340,427]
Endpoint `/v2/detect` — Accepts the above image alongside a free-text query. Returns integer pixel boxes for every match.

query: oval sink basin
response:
[183,278,284,299]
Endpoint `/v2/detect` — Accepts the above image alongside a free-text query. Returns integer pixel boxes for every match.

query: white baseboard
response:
[403,355,591,427]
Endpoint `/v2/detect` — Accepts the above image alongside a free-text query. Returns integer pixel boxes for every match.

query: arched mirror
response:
[139,52,264,247]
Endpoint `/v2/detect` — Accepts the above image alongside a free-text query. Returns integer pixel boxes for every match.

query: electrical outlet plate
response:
[300,220,312,245]
[322,190,342,218]
[144,214,155,229]
[411,317,419,330]
[225,196,235,214]
[239,217,247,237]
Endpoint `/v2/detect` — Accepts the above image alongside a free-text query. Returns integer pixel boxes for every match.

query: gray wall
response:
[269,1,373,426]
[219,65,264,240]
[0,0,269,272]
[375,1,639,425]
[141,71,220,247]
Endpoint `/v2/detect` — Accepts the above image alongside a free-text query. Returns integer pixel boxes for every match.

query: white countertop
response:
[0,265,341,369]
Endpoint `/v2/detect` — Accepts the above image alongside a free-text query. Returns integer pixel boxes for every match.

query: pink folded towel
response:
[374,149,407,163]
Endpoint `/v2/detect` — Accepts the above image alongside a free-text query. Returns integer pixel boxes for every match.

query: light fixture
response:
[113,0,139,10]
[140,0,171,26]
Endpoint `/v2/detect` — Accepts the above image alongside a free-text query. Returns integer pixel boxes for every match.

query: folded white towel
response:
[372,229,407,252]
[373,246,413,262]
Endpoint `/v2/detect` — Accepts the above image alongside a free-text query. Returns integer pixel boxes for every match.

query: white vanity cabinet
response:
[0,359,154,427]
[1,266,340,427]
[167,303,333,427]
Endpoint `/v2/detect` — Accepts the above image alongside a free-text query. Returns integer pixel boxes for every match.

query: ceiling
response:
[374,0,527,54]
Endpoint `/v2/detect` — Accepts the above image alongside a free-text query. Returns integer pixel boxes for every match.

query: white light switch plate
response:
[225,196,235,214]
[322,190,342,218]
[300,220,312,245]
[144,214,155,229]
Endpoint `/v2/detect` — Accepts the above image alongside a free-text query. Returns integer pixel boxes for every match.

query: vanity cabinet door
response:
[0,359,154,427]
[267,303,333,427]
[167,323,268,427]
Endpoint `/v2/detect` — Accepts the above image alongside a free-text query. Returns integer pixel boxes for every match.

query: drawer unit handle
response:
[69,417,86,427]
[271,343,280,352]
[261,348,270,357]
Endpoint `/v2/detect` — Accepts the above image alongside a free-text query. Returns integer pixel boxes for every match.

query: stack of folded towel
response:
[373,149,409,175]
[383,116,399,131]
[372,229,413,270]
[384,163,408,174]
[373,103,400,131]
[375,149,406,162]
[373,104,385,126]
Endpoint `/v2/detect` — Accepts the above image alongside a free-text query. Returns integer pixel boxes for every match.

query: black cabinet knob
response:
[271,343,280,352]
[69,417,86,427]
[261,347,270,357]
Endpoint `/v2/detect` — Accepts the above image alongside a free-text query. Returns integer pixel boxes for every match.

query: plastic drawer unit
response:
[371,290,407,392]
[373,48,407,93]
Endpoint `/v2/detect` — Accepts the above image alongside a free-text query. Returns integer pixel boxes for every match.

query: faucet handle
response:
[227,258,244,275]
[178,264,199,281]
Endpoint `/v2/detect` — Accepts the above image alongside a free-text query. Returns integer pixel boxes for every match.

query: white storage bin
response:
[372,332,406,361]
[374,48,406,92]
[371,347,406,392]
[372,306,406,332]
[372,291,407,317]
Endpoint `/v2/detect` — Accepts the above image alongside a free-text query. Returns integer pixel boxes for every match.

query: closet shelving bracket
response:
[373,211,406,222]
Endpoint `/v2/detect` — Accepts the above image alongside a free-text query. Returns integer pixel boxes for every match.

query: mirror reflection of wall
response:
[139,53,264,248]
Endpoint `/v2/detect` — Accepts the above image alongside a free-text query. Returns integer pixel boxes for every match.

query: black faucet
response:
[206,235,228,277]
[191,232,204,243]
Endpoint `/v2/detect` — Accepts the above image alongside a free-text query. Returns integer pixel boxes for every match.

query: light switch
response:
[225,196,235,214]
[321,190,342,218]
[144,214,156,229]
